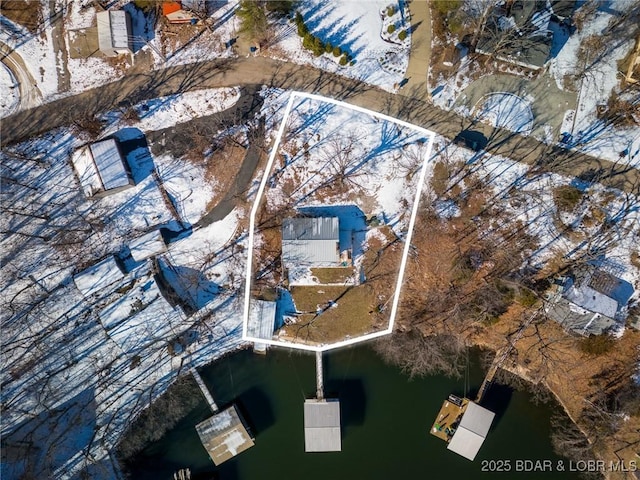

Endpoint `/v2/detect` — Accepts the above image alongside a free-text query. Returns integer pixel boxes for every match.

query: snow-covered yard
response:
[548,4,640,167]
[267,0,411,91]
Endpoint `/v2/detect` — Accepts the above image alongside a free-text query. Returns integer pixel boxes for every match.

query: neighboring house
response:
[97,10,133,57]
[71,138,134,197]
[476,0,575,70]
[162,1,199,24]
[546,267,634,336]
[282,217,340,267]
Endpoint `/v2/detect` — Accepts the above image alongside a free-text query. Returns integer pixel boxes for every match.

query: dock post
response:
[191,367,219,413]
[316,351,324,400]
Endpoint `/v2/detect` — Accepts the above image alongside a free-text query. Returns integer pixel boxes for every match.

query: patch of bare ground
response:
[1,1,42,33]
[201,142,247,213]
[282,284,378,344]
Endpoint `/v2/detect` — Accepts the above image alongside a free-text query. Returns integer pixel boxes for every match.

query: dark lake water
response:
[125,345,582,480]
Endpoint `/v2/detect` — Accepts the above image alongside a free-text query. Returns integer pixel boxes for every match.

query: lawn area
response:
[281,285,380,344]
[310,267,355,284]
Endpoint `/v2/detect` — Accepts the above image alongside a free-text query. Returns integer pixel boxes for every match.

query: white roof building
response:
[246,300,277,353]
[97,10,133,57]
[73,256,125,298]
[128,230,167,262]
[71,138,133,197]
[447,402,495,461]
[304,399,341,452]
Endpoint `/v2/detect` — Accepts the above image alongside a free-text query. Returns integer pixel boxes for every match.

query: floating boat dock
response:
[191,367,255,465]
[303,351,342,452]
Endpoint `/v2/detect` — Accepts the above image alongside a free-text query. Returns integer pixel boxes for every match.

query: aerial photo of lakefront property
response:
[1,0,639,478]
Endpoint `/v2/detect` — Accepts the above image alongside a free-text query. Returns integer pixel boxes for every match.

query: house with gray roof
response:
[475,0,575,70]
[282,217,340,267]
[546,267,634,336]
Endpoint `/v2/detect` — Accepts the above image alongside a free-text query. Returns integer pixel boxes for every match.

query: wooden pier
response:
[316,351,324,400]
[430,395,468,442]
[190,367,218,413]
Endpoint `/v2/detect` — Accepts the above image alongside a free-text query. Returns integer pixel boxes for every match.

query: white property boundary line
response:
[242,91,435,353]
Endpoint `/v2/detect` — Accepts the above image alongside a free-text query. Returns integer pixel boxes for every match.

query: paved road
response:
[1,55,638,194]
[0,41,43,113]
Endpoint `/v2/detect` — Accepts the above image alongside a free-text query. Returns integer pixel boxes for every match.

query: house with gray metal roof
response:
[97,10,133,57]
[282,217,340,266]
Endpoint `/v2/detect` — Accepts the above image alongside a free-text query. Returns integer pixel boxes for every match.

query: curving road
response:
[1,54,638,194]
[0,41,43,114]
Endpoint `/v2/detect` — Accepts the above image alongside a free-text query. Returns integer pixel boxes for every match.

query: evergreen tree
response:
[236,0,268,44]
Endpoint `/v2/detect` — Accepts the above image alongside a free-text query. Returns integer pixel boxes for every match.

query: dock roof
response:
[304,399,341,452]
[247,299,277,352]
[196,405,254,465]
[447,402,494,461]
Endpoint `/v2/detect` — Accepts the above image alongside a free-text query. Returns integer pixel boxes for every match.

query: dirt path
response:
[1,55,638,194]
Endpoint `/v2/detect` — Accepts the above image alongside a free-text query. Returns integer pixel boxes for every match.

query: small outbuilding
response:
[195,405,255,465]
[162,1,199,24]
[96,10,133,57]
[128,230,167,262]
[447,401,495,461]
[72,138,134,197]
[303,399,341,452]
[282,217,340,267]
[246,299,277,353]
[73,256,125,298]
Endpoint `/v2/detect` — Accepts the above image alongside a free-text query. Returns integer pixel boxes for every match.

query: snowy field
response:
[268,0,410,91]
[473,92,534,135]
[101,87,241,135]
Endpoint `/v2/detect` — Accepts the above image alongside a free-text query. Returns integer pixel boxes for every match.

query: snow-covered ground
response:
[473,92,534,135]
[267,0,410,91]
[0,62,19,116]
[101,87,241,135]
[548,5,640,167]
[0,88,255,480]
